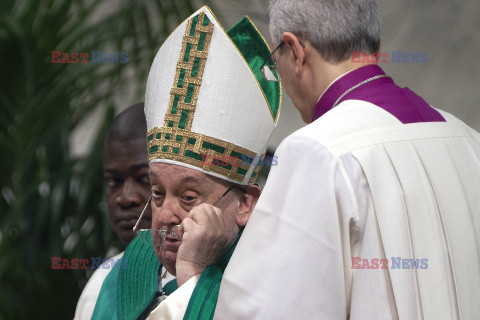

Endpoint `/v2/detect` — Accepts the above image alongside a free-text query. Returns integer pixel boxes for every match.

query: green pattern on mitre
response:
[227,17,281,122]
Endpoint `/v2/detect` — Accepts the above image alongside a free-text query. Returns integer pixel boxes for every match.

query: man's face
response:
[103,137,151,245]
[149,162,242,275]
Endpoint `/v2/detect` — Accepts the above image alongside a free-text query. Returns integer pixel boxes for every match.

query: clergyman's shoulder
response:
[280,100,402,156]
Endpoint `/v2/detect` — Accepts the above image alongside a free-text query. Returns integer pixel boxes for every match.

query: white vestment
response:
[74,252,124,320]
[214,101,480,319]
[146,275,200,320]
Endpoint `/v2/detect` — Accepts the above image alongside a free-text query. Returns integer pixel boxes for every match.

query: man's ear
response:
[282,32,306,75]
[236,184,261,226]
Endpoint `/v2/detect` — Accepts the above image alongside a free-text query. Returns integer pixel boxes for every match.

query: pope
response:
[91,6,281,320]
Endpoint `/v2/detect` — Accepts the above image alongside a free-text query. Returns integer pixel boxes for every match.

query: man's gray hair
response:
[269,0,380,63]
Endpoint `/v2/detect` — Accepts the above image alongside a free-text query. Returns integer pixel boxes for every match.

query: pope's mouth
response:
[162,238,181,251]
[161,233,182,252]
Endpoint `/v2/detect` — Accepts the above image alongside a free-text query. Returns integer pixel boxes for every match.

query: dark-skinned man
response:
[74,102,161,320]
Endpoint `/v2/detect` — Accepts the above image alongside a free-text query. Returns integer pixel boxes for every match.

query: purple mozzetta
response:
[312,64,445,124]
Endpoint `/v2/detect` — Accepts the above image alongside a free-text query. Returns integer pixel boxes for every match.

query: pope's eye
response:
[152,189,164,198]
[181,192,199,203]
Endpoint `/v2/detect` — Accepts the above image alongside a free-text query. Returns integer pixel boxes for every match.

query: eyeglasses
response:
[260,41,285,82]
[134,185,245,247]
[260,40,306,82]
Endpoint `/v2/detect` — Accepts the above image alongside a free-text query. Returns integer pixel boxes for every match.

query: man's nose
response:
[152,195,182,228]
[115,179,142,208]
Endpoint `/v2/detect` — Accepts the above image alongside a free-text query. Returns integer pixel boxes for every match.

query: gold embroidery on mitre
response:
[148,11,259,184]
[147,127,256,183]
[164,12,213,131]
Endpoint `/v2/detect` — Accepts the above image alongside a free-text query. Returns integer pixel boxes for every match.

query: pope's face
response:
[148,162,243,275]
[103,137,152,245]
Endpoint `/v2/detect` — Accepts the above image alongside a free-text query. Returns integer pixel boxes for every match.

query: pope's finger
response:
[210,205,225,228]
[203,205,225,230]
[180,217,196,234]
[189,203,220,226]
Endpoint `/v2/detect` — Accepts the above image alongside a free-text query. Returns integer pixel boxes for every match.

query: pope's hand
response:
[175,203,229,286]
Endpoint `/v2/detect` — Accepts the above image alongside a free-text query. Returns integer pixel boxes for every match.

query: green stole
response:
[91,237,178,320]
[182,232,242,320]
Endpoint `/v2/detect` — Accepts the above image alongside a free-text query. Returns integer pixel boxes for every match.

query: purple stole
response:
[311,64,445,124]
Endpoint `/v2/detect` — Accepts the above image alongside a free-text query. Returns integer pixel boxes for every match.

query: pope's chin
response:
[155,245,178,275]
